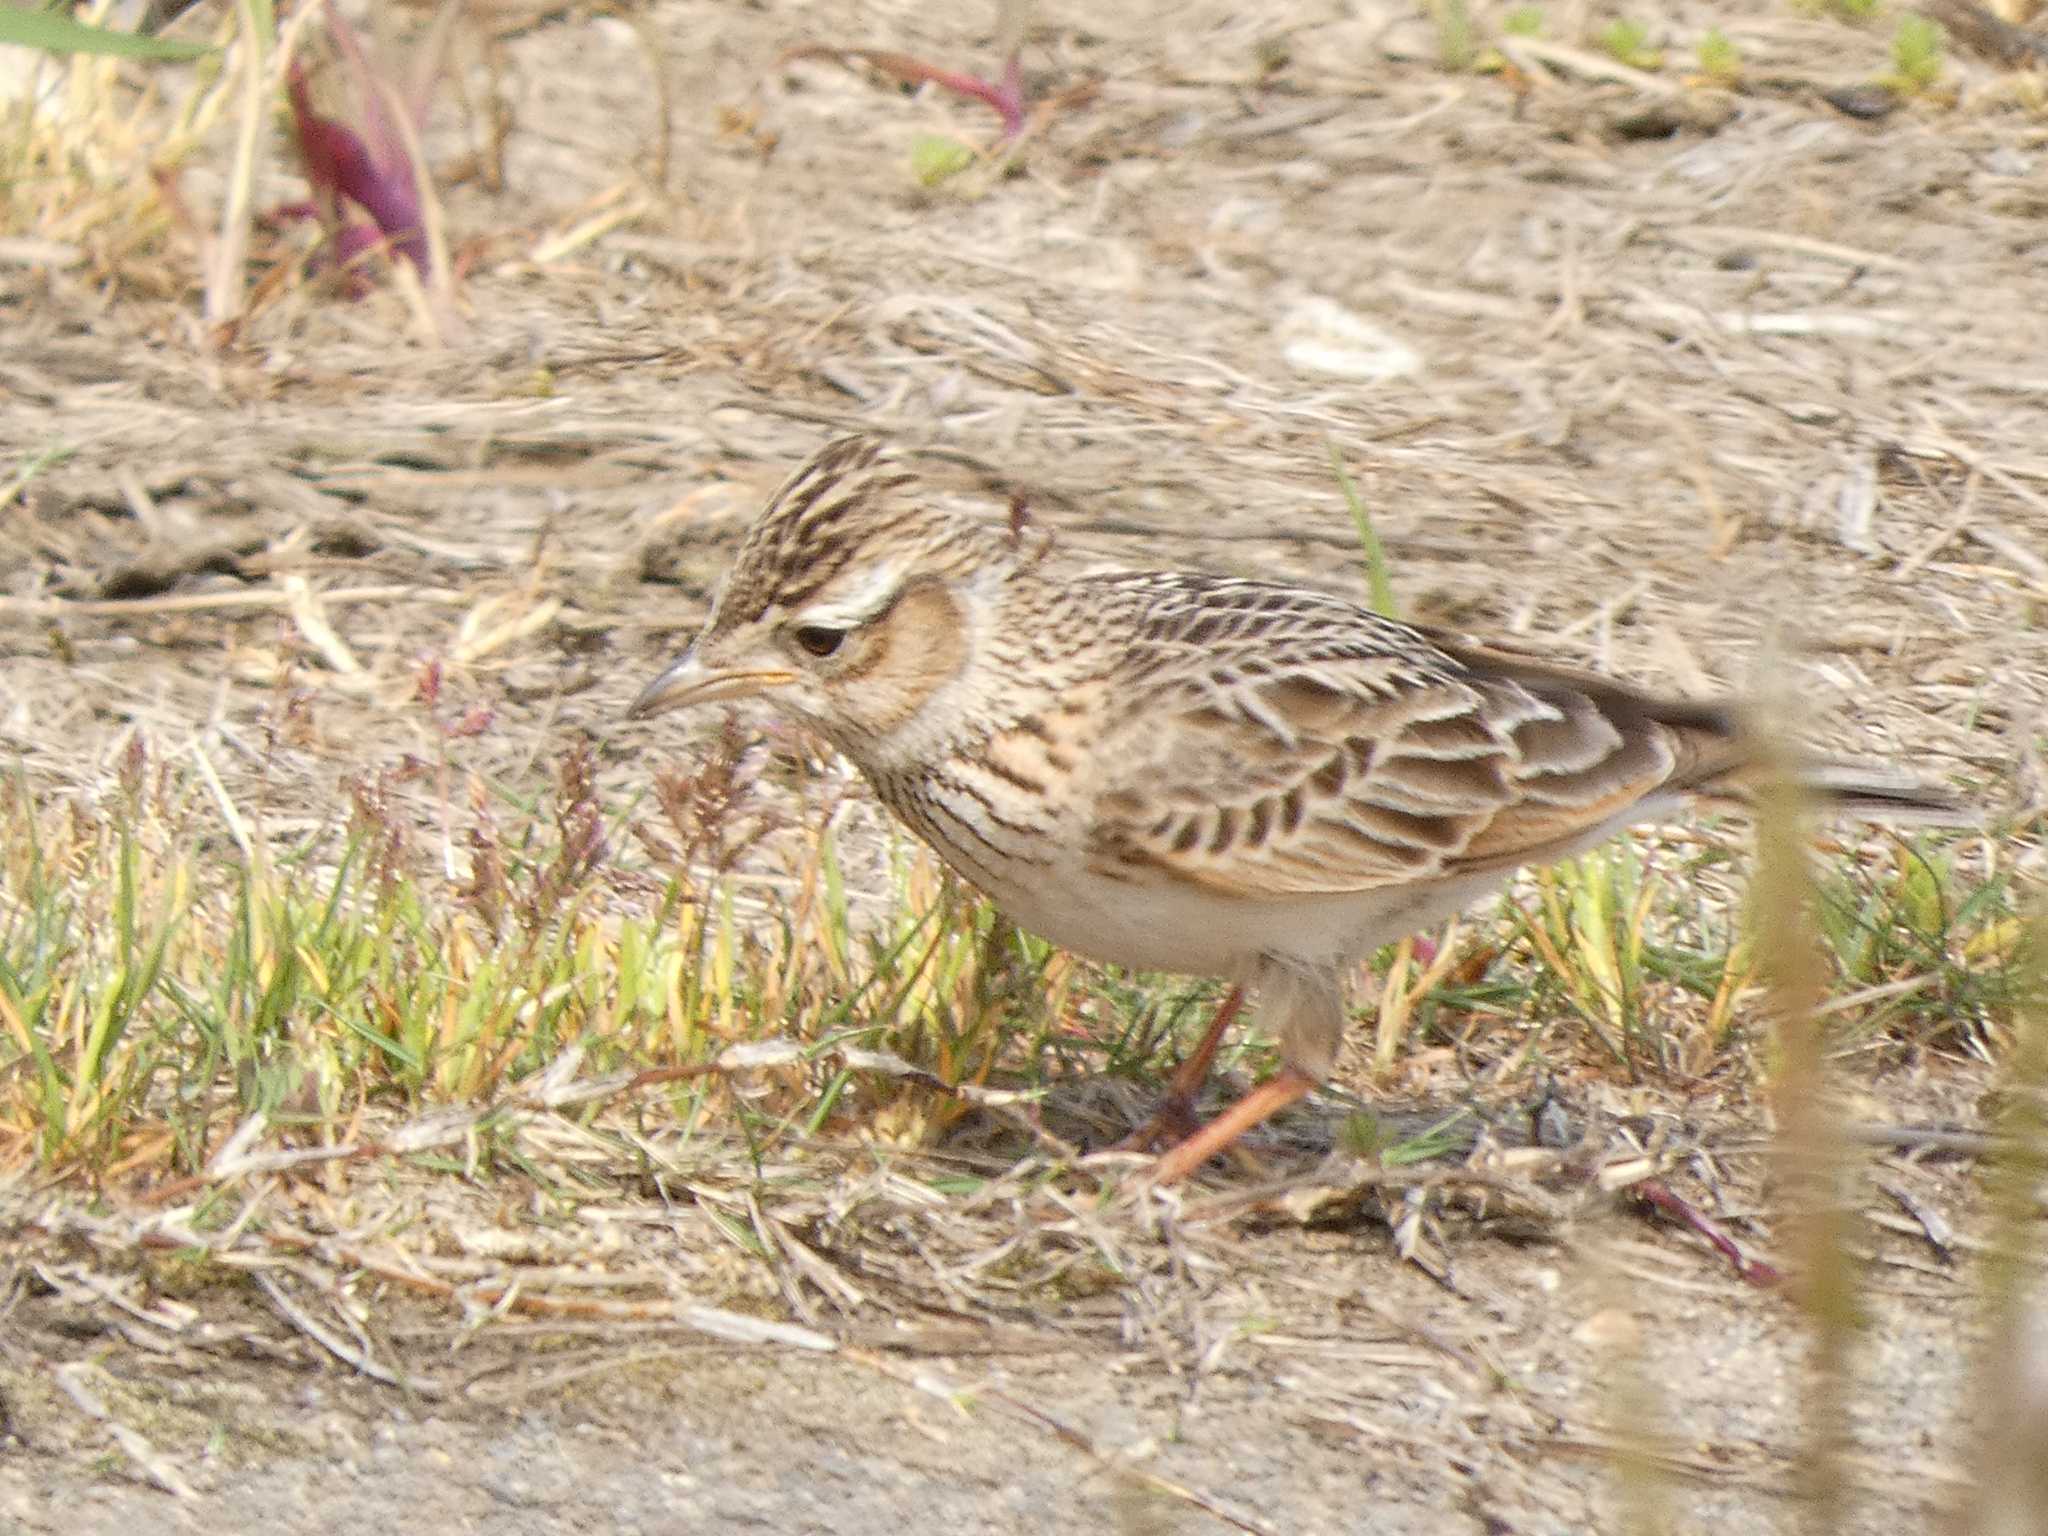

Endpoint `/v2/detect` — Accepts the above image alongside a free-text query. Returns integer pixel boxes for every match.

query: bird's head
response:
[629,438,1016,754]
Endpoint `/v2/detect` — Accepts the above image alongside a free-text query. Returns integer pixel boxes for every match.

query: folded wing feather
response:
[1084,578,1749,899]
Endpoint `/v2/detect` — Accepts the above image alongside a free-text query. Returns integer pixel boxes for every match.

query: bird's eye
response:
[793,625,846,659]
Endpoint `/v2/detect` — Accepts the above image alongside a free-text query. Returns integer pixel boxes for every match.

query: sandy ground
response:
[0,1114,2001,1534]
[4,0,2046,1528]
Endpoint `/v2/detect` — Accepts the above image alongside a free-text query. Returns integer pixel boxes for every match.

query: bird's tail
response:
[1436,636,1973,828]
[1790,761,1973,826]
[1689,755,1973,827]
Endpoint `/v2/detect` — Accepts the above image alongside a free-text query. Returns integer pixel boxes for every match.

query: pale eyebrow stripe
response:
[795,563,903,629]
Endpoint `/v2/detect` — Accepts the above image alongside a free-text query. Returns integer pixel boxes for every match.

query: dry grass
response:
[5,0,2048,1527]
[0,690,2030,1181]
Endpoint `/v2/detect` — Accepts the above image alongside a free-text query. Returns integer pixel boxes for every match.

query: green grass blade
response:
[0,8,214,60]
[1325,440,1399,618]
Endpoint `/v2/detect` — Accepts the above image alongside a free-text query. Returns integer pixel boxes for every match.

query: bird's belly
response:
[884,790,1261,972]
[963,859,1497,980]
[977,866,1251,975]
[893,783,1524,979]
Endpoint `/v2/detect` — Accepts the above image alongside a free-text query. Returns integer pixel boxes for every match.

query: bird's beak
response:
[626,654,799,720]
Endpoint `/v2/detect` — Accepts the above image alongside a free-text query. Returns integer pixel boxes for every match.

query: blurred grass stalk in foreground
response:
[1750,731,1860,1527]
[1956,903,2048,1531]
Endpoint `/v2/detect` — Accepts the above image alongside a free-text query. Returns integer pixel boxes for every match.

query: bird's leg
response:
[1144,958,1342,1181]
[1110,985,1245,1152]
[1149,1068,1318,1185]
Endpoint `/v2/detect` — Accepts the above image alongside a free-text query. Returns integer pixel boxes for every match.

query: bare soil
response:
[3,0,2045,1529]
[0,1075,2005,1536]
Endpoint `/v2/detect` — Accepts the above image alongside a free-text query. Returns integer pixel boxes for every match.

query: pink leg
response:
[1150,1068,1318,1185]
[1111,986,1245,1152]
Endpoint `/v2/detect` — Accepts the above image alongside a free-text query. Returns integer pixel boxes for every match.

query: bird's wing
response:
[1083,575,1742,899]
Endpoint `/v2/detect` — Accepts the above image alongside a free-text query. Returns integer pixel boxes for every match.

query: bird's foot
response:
[1148,1069,1318,1185]
[1106,1091,1205,1155]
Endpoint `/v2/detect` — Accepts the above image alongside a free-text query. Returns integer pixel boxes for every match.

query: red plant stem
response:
[1635,1177,1783,1287]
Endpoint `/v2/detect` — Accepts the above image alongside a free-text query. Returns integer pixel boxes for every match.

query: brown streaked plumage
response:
[629,437,1958,1183]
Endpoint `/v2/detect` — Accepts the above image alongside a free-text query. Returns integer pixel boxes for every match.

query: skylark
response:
[630,437,1954,1182]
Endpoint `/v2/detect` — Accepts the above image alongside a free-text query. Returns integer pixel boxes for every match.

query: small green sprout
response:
[1697,26,1742,85]
[910,133,976,187]
[1433,0,1477,72]
[1598,18,1665,69]
[1326,442,1399,619]
[1888,13,1945,93]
